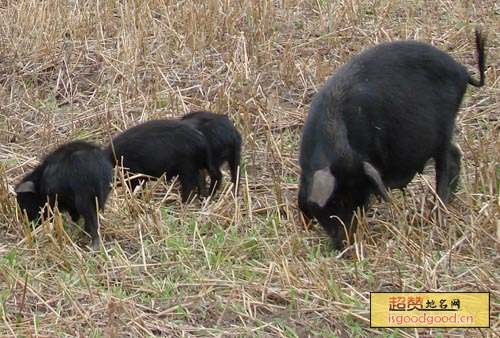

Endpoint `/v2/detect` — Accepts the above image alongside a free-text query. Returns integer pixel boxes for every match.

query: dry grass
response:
[0,0,498,336]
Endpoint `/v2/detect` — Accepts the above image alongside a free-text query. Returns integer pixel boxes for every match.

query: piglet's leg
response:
[75,195,100,250]
[208,169,223,195]
[195,171,208,197]
[180,162,199,203]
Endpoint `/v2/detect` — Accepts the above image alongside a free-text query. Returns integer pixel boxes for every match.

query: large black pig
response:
[298,31,486,249]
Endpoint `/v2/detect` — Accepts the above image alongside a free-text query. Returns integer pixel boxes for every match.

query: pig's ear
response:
[363,162,389,201]
[308,167,335,207]
[15,181,36,194]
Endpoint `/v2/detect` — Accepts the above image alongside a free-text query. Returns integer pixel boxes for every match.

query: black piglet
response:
[106,119,218,202]
[15,141,113,250]
[181,111,242,194]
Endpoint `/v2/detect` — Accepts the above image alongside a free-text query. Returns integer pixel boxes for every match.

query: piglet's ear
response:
[308,167,335,208]
[15,181,36,194]
[363,162,389,201]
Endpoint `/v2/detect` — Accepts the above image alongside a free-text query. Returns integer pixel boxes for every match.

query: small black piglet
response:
[106,119,218,202]
[181,111,242,194]
[15,141,113,250]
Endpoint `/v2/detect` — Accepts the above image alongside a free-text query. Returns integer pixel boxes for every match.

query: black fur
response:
[181,111,242,194]
[106,119,217,202]
[298,31,486,249]
[15,141,113,250]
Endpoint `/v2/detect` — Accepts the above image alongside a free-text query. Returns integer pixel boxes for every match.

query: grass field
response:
[0,0,498,336]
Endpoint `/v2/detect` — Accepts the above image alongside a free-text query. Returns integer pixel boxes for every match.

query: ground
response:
[0,1,498,337]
